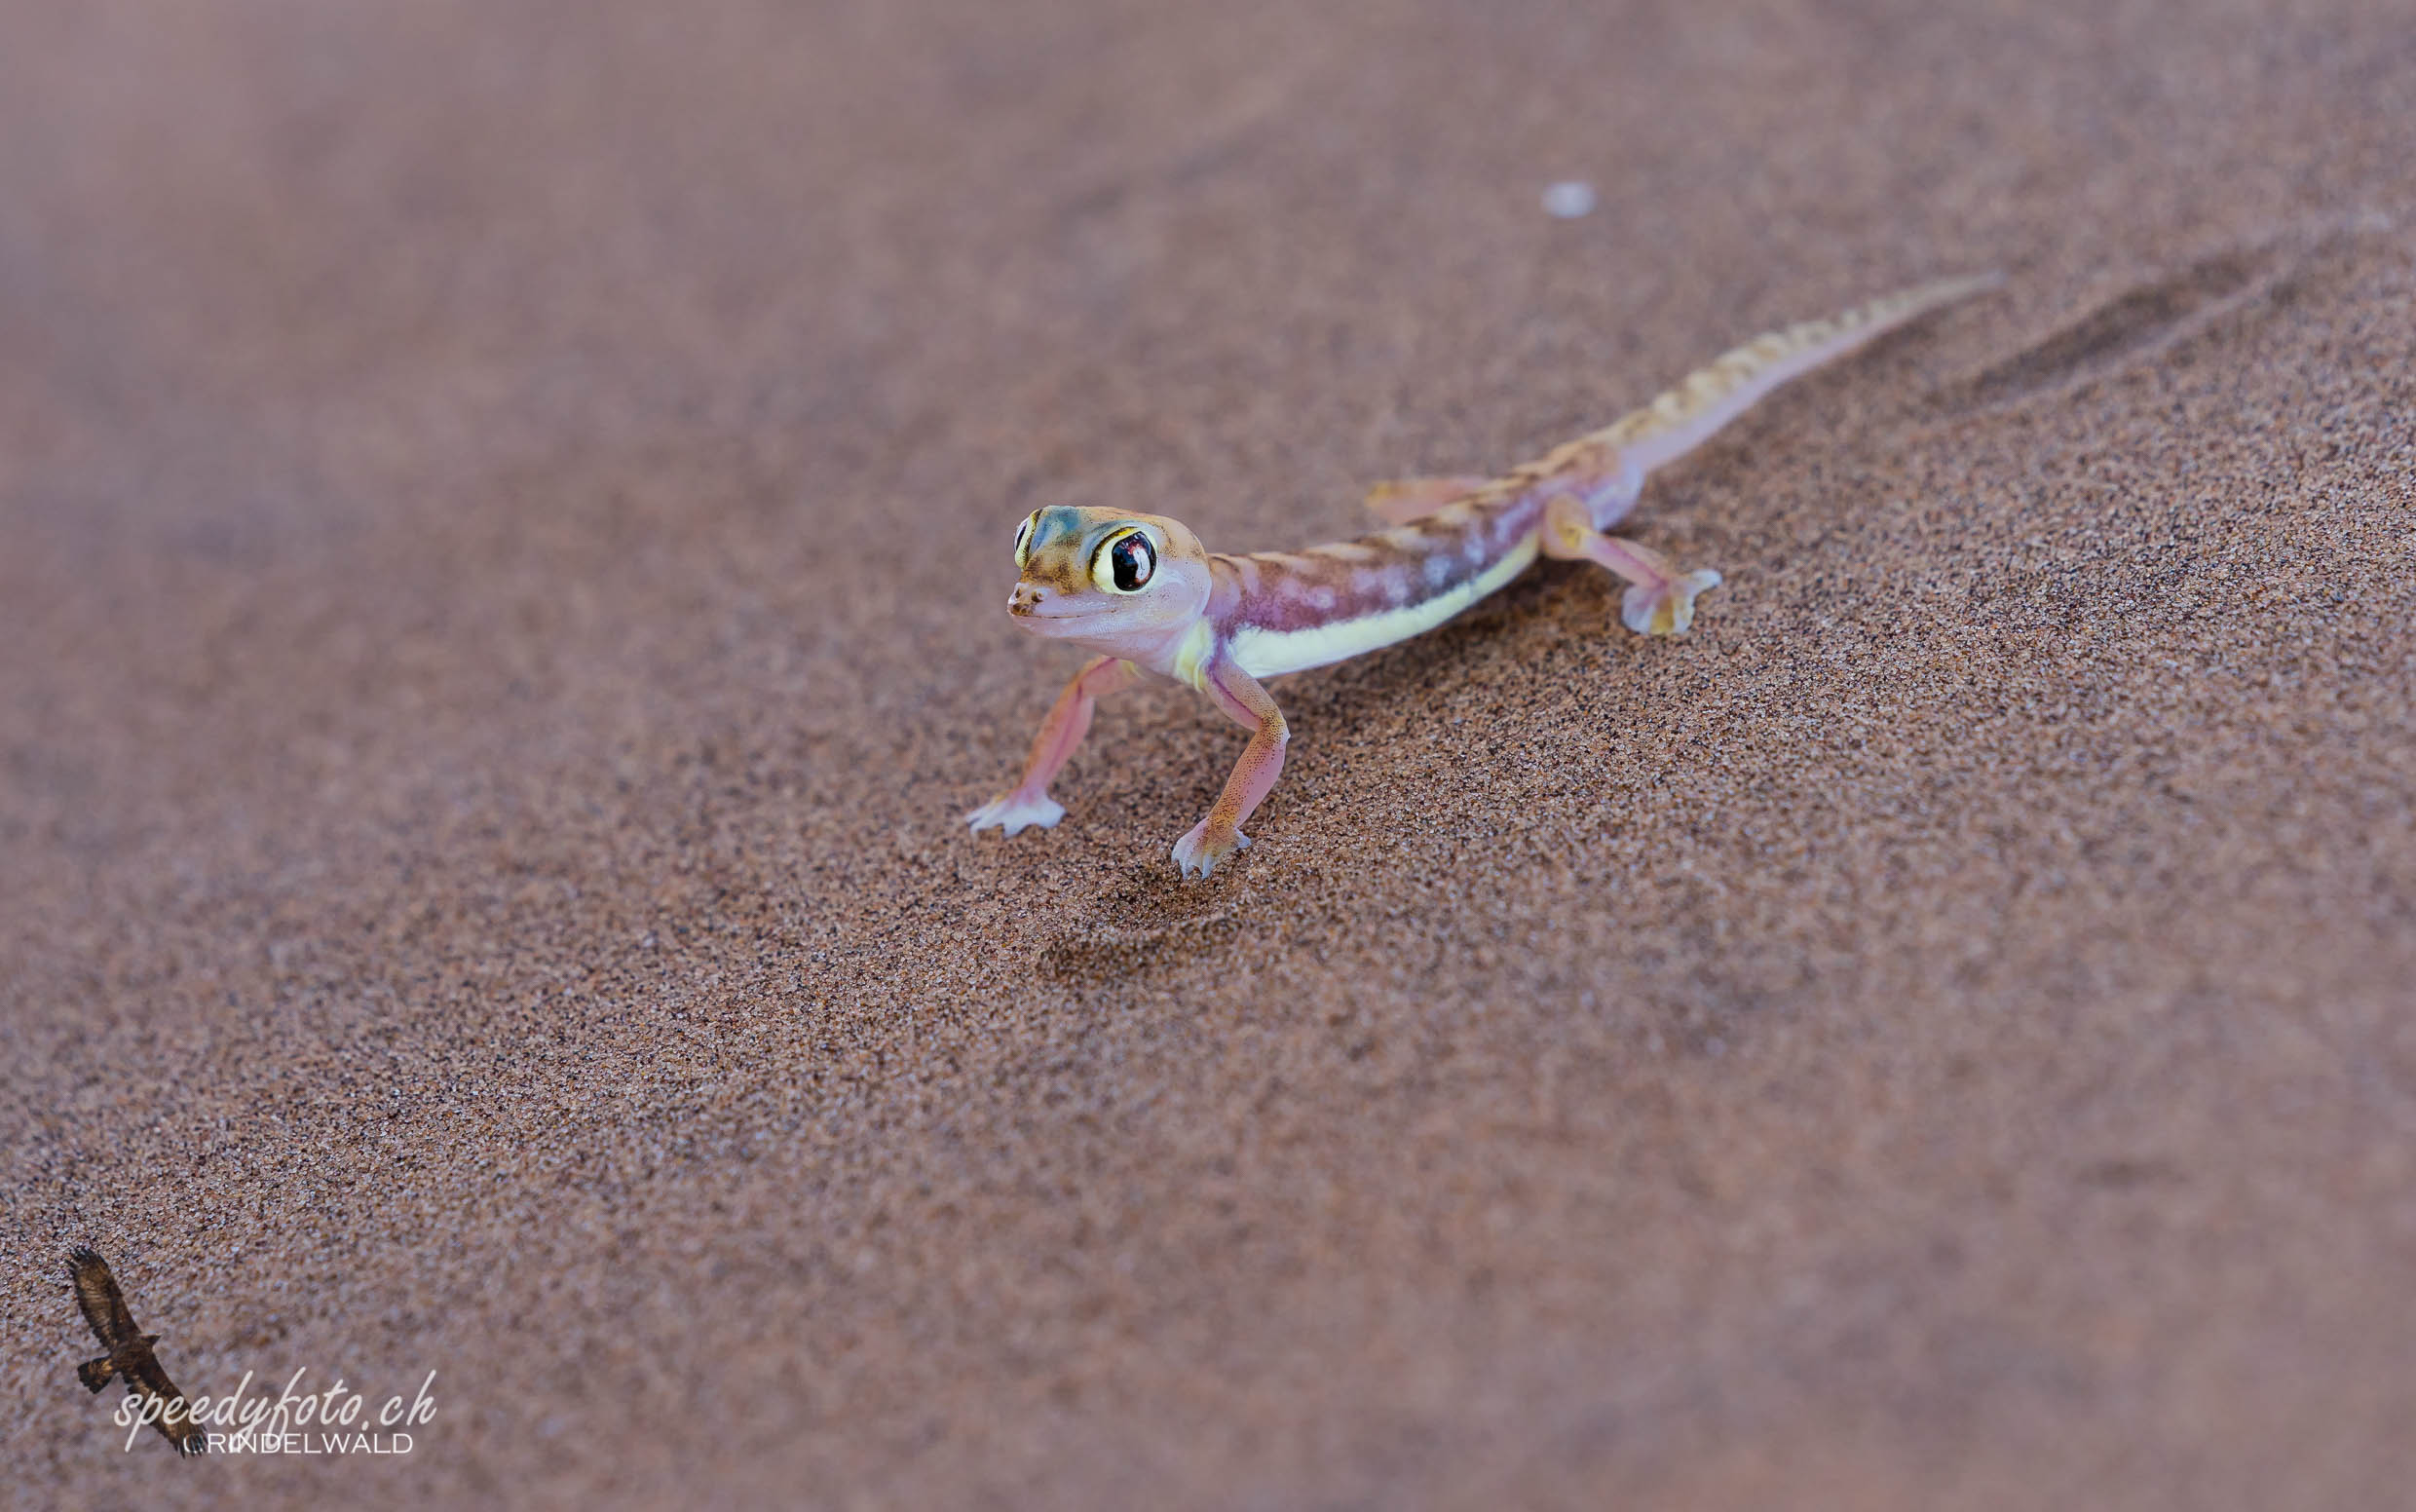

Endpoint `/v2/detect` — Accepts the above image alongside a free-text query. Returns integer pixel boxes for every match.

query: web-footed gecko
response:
[969,276,1996,878]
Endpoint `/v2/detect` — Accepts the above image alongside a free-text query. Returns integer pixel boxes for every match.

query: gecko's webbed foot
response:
[1171,818,1250,880]
[966,792,1066,836]
[1542,498,1722,638]
[1620,568,1723,637]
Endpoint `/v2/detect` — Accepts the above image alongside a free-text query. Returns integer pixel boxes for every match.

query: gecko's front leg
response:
[967,654,1141,835]
[1171,659,1288,880]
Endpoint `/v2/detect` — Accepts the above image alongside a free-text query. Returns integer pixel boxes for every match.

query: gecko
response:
[968,275,1997,878]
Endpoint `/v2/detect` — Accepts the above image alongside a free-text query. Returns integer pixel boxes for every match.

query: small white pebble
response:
[1541,180,1597,218]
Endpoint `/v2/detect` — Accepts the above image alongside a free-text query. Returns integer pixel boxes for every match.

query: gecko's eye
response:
[1013,511,1038,569]
[1092,528,1156,593]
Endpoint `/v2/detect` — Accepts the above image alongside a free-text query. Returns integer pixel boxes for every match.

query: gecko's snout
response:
[1008,582,1047,616]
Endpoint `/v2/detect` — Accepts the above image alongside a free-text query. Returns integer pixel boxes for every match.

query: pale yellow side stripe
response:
[1228,537,1540,679]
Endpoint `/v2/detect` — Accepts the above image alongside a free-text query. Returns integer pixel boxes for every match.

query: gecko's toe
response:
[966,794,1066,836]
[1620,568,1722,636]
[1171,820,1250,879]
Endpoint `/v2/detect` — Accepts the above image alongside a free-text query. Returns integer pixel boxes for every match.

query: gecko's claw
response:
[1171,819,1250,880]
[966,793,1066,836]
[1620,568,1722,637]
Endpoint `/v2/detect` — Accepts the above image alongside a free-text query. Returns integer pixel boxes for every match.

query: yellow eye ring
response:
[1091,528,1157,593]
[1012,511,1038,569]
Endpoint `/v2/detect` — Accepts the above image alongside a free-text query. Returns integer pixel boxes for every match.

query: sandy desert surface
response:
[4,1,2413,1505]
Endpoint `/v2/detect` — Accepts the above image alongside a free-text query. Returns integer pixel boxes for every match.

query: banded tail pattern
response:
[1595,274,2001,474]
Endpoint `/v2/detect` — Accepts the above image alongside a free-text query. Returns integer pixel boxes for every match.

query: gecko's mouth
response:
[1010,612,1113,641]
[1004,571,1203,652]
[1007,593,1183,657]
[1006,595,1105,634]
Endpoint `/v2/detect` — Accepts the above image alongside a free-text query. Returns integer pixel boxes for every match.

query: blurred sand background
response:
[4,0,2413,1505]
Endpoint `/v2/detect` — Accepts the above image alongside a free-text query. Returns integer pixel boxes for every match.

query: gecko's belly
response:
[1227,536,1540,678]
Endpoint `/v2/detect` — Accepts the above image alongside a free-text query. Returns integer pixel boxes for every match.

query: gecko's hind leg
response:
[1542,494,1721,636]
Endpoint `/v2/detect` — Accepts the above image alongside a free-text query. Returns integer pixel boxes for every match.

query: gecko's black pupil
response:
[1112,533,1155,590]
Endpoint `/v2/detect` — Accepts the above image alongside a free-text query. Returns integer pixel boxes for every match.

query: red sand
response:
[4,2,2413,1506]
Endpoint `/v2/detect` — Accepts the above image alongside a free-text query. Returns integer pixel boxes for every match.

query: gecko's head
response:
[1002,506,1213,656]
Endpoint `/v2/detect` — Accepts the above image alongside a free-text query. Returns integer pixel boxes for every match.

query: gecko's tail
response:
[1595,273,2002,475]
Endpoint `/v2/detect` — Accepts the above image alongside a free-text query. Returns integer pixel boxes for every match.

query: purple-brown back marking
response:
[1211,462,1600,636]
